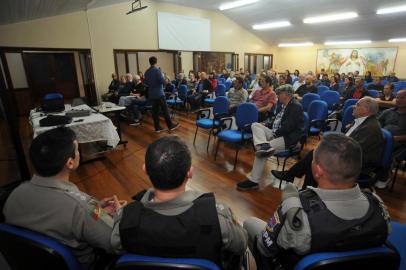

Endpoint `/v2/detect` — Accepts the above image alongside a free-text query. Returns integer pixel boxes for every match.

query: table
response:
[30,104,120,148]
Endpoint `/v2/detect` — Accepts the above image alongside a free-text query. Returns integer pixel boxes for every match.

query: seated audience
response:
[102,73,119,101]
[111,136,248,268]
[367,77,384,91]
[164,76,175,97]
[237,85,304,191]
[138,71,144,83]
[272,97,384,188]
[187,72,198,91]
[228,76,248,114]
[321,73,330,87]
[292,69,300,81]
[295,75,317,97]
[342,78,370,100]
[375,89,406,189]
[118,73,136,98]
[209,72,218,90]
[3,127,126,269]
[386,71,399,83]
[128,75,148,126]
[339,76,354,97]
[175,72,187,89]
[365,71,373,83]
[293,74,305,92]
[244,133,390,270]
[378,83,396,102]
[187,72,213,110]
[285,70,293,84]
[250,75,277,114]
[329,76,340,92]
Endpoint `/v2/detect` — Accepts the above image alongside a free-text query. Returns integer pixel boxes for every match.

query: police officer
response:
[111,136,247,269]
[243,133,391,269]
[3,127,126,269]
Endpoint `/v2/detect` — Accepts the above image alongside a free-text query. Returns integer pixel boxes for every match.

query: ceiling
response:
[1,0,406,45]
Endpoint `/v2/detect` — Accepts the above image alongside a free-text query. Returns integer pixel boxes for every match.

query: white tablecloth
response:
[30,104,120,147]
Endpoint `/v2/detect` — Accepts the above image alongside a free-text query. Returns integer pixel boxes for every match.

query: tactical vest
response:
[299,189,388,252]
[119,193,222,265]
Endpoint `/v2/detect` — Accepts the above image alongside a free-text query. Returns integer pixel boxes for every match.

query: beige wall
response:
[181,51,193,74]
[138,52,175,79]
[275,43,406,78]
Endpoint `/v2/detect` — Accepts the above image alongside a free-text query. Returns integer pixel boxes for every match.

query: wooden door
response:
[23,53,79,101]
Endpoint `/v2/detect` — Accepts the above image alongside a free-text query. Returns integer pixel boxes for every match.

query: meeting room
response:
[1,0,406,269]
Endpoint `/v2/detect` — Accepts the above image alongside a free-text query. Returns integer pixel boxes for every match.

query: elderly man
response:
[237,85,304,191]
[250,75,277,114]
[367,77,384,91]
[228,76,248,113]
[293,74,305,92]
[272,97,384,188]
[295,75,317,97]
[244,134,390,269]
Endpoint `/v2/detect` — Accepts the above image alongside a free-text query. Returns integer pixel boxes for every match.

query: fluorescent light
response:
[377,5,406,14]
[389,37,406,43]
[252,21,291,30]
[278,42,314,47]
[324,40,372,45]
[219,0,260,11]
[303,12,358,24]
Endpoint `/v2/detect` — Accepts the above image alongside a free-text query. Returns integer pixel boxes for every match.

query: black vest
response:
[299,189,388,252]
[119,193,222,265]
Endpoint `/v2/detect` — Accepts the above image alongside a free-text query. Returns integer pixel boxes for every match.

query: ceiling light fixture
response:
[324,40,371,45]
[278,42,314,47]
[252,21,291,30]
[219,0,260,11]
[377,5,406,15]
[303,12,358,24]
[388,37,406,43]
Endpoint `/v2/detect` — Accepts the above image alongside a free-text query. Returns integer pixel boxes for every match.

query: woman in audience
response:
[164,76,175,97]
[208,72,218,90]
[285,69,293,84]
[365,71,373,83]
[330,76,340,92]
[292,69,300,81]
[339,76,354,96]
[187,72,198,91]
[138,71,145,83]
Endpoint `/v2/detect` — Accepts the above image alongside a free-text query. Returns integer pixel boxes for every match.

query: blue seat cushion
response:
[217,130,253,143]
[204,98,215,104]
[309,127,320,133]
[196,119,219,129]
[275,150,293,158]
[167,100,183,105]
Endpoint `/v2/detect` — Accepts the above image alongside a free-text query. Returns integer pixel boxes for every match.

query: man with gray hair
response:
[237,85,305,191]
[244,133,390,269]
[272,96,384,188]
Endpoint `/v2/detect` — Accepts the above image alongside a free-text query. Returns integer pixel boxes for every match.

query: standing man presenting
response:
[144,56,180,133]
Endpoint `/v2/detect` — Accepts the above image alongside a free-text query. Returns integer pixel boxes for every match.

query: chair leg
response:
[276,157,279,167]
[233,146,240,170]
[207,129,212,152]
[193,126,199,145]
[391,162,400,192]
[279,158,288,190]
[214,139,220,160]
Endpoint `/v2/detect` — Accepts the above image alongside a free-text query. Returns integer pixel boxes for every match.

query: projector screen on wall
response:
[157,12,211,51]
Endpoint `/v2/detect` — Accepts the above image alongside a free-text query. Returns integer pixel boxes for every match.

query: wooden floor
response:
[13,111,406,224]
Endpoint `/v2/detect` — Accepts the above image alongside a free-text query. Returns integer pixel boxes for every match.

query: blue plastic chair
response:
[167,85,188,116]
[307,100,328,138]
[218,78,226,85]
[317,85,329,96]
[204,84,226,105]
[294,245,400,270]
[273,112,308,189]
[0,223,82,270]
[301,93,320,112]
[225,81,232,91]
[44,92,64,100]
[114,254,220,270]
[368,89,380,98]
[358,128,393,188]
[388,221,406,270]
[214,103,258,170]
[194,96,229,152]
[320,90,340,115]
[340,106,354,133]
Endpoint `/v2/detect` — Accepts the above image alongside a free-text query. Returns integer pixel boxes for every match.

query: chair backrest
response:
[225,81,232,91]
[294,245,400,270]
[44,92,64,101]
[213,96,229,116]
[218,78,226,85]
[381,128,394,169]
[388,221,406,270]
[0,223,81,270]
[114,254,220,270]
[368,89,380,98]
[341,106,354,133]
[320,90,340,110]
[178,85,188,99]
[317,85,329,96]
[307,100,328,122]
[235,103,258,129]
[215,84,226,97]
[342,99,358,115]
[303,112,309,134]
[301,93,321,112]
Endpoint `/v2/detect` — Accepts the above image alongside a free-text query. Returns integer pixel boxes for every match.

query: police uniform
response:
[111,189,248,267]
[244,183,391,268]
[3,175,114,267]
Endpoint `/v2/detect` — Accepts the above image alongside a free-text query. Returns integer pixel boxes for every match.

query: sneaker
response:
[169,123,180,131]
[255,144,274,157]
[129,121,140,126]
[155,128,166,133]
[237,179,259,191]
[271,170,294,182]
[375,178,392,189]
